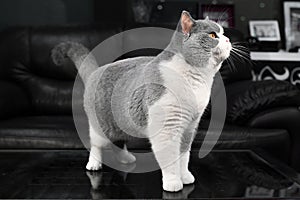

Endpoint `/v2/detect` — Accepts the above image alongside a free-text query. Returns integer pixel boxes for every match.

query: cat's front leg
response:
[148,95,195,192]
[150,133,183,192]
[148,108,185,192]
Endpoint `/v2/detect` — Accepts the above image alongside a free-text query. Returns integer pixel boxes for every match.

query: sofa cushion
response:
[1,25,123,115]
[10,61,75,115]
[0,28,30,80]
[0,81,30,119]
[0,115,290,160]
[0,116,83,149]
[248,107,300,170]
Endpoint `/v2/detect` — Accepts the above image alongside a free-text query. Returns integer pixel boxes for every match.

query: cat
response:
[52,11,232,192]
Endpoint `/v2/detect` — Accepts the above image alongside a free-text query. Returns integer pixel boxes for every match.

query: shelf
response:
[250,52,300,62]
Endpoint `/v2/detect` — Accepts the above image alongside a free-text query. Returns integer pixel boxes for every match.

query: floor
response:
[0,150,299,199]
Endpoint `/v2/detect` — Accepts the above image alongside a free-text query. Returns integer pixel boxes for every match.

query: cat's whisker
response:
[219,17,233,27]
[231,48,257,67]
[231,48,259,68]
[233,46,250,53]
[233,51,251,62]
[217,8,229,25]
[231,48,249,58]
[226,56,237,72]
[232,44,249,50]
[232,47,250,58]
[233,46,249,51]
[225,50,239,72]
[230,51,246,64]
[228,59,237,72]
[231,57,238,72]
[232,47,247,54]
[230,51,243,61]
[231,50,251,62]
[232,50,250,60]
[232,41,248,45]
[232,42,248,47]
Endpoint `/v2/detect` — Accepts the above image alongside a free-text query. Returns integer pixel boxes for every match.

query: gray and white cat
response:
[52,11,232,192]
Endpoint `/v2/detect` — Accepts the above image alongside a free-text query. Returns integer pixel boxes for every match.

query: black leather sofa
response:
[0,25,299,170]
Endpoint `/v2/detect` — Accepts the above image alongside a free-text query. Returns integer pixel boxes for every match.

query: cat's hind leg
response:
[112,142,136,164]
[86,123,110,171]
[180,118,199,184]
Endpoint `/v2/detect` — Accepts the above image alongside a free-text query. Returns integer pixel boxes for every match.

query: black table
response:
[0,149,299,199]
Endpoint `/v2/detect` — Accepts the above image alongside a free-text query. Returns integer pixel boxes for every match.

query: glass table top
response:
[0,149,299,199]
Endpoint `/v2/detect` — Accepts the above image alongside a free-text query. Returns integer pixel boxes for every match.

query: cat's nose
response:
[226,39,230,43]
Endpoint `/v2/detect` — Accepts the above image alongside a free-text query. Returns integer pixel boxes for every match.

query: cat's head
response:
[175,11,232,69]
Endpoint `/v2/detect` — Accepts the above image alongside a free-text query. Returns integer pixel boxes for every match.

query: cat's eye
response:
[209,32,218,39]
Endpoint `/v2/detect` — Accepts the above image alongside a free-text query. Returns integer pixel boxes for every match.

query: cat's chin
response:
[212,43,232,64]
[212,49,230,63]
[218,52,231,64]
[210,56,226,67]
[222,54,230,62]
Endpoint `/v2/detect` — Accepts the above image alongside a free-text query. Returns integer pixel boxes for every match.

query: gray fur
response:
[168,18,220,68]
[85,53,176,141]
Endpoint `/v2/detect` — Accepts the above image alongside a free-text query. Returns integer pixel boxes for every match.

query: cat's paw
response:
[163,179,183,192]
[181,171,195,185]
[115,150,136,164]
[86,160,102,171]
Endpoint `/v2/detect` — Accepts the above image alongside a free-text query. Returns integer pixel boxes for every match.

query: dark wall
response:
[0,0,94,31]
[0,0,284,38]
[126,0,282,38]
[199,0,283,38]
[95,0,129,25]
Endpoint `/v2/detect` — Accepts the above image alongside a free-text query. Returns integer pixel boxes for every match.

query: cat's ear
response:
[180,11,194,35]
[205,16,209,21]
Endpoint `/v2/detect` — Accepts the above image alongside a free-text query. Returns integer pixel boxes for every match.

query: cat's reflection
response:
[86,170,135,199]
[86,168,195,199]
[163,184,195,199]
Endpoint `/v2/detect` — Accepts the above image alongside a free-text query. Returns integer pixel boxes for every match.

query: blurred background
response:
[0,0,284,38]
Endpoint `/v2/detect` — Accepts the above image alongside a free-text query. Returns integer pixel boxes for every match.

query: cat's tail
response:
[51,42,98,84]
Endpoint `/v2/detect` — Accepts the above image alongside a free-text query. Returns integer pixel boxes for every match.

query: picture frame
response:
[249,20,281,41]
[199,5,234,28]
[284,1,300,51]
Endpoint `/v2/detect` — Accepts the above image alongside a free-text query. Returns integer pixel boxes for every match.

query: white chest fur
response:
[158,54,214,114]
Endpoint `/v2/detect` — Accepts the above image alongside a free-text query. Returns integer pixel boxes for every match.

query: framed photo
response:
[284,2,300,51]
[249,20,281,41]
[199,5,234,28]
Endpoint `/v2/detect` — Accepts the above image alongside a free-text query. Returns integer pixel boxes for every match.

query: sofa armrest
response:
[0,80,30,119]
[225,80,300,125]
[248,107,300,170]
